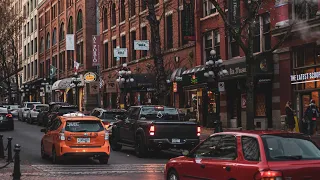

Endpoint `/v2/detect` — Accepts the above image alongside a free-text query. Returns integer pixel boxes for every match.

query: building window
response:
[31,40,34,54]
[141,0,146,12]
[255,93,266,117]
[111,3,116,26]
[35,60,38,76]
[27,64,30,79]
[120,0,125,22]
[204,30,220,60]
[46,59,50,77]
[141,27,147,57]
[67,51,74,70]
[104,42,108,69]
[67,0,73,8]
[52,28,57,45]
[166,15,173,49]
[203,0,216,17]
[112,39,117,66]
[103,8,108,30]
[39,63,43,78]
[27,43,30,56]
[27,22,29,36]
[58,0,64,14]
[31,62,34,77]
[67,16,73,34]
[40,37,44,53]
[24,25,26,38]
[34,15,37,31]
[131,31,136,61]
[76,42,84,65]
[46,33,50,50]
[76,10,83,31]
[130,0,136,17]
[59,22,65,41]
[24,46,26,59]
[51,4,57,20]
[263,14,271,51]
[253,13,271,53]
[121,35,126,64]
[34,37,37,53]
[292,0,317,20]
[24,66,26,81]
[30,19,33,32]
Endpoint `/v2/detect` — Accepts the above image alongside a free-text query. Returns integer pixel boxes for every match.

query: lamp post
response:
[41,79,49,104]
[203,50,228,132]
[116,63,134,109]
[70,73,81,107]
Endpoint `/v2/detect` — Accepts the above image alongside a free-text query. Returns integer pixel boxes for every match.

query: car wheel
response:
[51,147,61,164]
[167,169,179,180]
[135,135,148,158]
[110,136,122,151]
[98,157,109,164]
[41,143,47,159]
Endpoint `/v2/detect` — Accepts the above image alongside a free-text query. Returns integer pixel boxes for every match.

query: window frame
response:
[241,136,261,162]
[203,0,217,17]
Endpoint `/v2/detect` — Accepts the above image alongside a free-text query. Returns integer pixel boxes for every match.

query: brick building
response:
[100,0,196,108]
[37,0,97,110]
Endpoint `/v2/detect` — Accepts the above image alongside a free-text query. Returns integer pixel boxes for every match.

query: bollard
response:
[7,137,13,162]
[0,135,4,158]
[12,144,21,180]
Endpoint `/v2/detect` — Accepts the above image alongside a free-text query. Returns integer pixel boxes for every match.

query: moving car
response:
[40,114,110,164]
[6,105,20,119]
[90,108,126,130]
[26,104,49,124]
[0,107,14,130]
[164,131,320,180]
[110,105,200,157]
[37,102,69,127]
[18,102,41,121]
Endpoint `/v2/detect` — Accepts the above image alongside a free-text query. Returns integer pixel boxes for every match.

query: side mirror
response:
[182,150,190,156]
[40,129,47,133]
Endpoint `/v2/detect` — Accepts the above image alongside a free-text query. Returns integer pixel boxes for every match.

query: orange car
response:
[40,115,110,164]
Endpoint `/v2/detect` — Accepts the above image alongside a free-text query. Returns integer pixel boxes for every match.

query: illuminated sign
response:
[291,71,320,84]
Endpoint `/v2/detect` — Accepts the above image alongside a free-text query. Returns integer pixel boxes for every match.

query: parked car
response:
[90,108,126,130]
[46,105,78,128]
[164,131,320,180]
[6,105,20,119]
[18,102,41,122]
[37,102,68,126]
[26,104,49,124]
[40,114,110,164]
[0,107,14,130]
[110,105,200,157]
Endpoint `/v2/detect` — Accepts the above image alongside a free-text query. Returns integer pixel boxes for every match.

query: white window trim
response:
[203,30,220,63]
[203,0,217,17]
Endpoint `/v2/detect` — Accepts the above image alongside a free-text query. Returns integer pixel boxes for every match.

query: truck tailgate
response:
[152,121,198,139]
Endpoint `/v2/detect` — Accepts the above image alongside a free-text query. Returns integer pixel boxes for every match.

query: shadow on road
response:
[118,148,181,160]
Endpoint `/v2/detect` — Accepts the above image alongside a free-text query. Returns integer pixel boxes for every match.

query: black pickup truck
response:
[110,105,200,157]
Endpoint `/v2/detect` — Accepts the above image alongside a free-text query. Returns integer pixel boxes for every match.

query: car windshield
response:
[27,103,40,109]
[140,107,179,121]
[65,120,104,132]
[58,107,78,114]
[101,112,126,120]
[6,105,19,109]
[262,135,320,161]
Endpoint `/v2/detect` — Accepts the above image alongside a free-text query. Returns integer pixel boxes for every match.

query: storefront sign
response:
[106,81,117,93]
[173,82,178,93]
[84,72,97,83]
[258,79,272,84]
[92,35,100,66]
[175,76,183,82]
[134,40,149,50]
[114,48,128,58]
[89,81,99,95]
[291,71,320,84]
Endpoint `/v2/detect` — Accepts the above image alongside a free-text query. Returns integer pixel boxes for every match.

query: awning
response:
[52,78,73,91]
[182,65,205,75]
[170,67,185,82]
[52,80,62,90]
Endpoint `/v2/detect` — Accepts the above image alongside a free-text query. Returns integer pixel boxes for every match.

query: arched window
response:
[103,8,108,30]
[76,10,83,31]
[40,37,44,52]
[67,16,73,34]
[59,22,65,41]
[52,28,57,45]
[46,32,50,50]
[111,3,116,26]
[120,0,125,22]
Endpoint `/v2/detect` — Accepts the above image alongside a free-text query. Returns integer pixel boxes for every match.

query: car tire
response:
[51,147,61,164]
[98,157,109,164]
[110,136,122,151]
[135,135,148,158]
[41,143,47,159]
[167,169,180,180]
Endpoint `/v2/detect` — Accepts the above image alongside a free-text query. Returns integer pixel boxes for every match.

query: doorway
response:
[299,91,320,118]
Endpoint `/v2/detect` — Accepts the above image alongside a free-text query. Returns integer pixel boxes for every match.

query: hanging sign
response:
[134,40,149,50]
[173,82,178,93]
[114,48,128,57]
[84,72,97,83]
[218,82,225,92]
[92,35,100,66]
[90,81,99,95]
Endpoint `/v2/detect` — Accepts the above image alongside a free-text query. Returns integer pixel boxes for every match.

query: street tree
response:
[0,0,24,103]
[209,0,315,129]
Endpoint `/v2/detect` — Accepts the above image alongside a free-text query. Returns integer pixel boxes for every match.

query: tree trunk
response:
[146,0,167,105]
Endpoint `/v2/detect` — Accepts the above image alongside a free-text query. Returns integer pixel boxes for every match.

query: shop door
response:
[300,93,311,118]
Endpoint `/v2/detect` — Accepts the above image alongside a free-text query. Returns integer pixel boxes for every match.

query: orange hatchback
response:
[40,115,110,164]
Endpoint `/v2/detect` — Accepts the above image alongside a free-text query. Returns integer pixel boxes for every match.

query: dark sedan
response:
[0,107,14,130]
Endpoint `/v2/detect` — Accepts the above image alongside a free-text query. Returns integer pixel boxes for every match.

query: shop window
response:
[312,91,319,107]
[255,93,266,117]
[305,68,316,89]
[293,44,317,68]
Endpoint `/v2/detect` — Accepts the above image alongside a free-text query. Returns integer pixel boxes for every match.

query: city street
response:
[0,120,179,179]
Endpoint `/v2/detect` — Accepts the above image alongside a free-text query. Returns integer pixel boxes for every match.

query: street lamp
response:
[116,63,134,109]
[203,49,228,132]
[71,72,81,107]
[41,78,49,104]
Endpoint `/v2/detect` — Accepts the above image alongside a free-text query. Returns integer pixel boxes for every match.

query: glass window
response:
[76,10,83,30]
[65,120,104,132]
[166,15,173,49]
[103,8,108,30]
[111,3,116,26]
[262,135,320,161]
[140,107,179,121]
[58,107,78,114]
[242,136,260,161]
[102,112,126,120]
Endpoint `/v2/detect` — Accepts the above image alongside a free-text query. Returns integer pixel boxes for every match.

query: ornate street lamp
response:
[70,72,81,107]
[203,49,228,132]
[116,63,134,109]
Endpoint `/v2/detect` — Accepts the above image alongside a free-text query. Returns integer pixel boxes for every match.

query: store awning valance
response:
[182,65,205,75]
[52,78,73,90]
[170,67,185,82]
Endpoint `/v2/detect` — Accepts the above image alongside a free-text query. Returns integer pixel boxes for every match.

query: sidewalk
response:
[0,159,41,179]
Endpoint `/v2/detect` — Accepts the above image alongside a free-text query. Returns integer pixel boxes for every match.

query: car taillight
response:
[255,171,283,180]
[6,114,12,118]
[149,125,155,136]
[59,128,65,141]
[197,126,201,136]
[104,130,109,140]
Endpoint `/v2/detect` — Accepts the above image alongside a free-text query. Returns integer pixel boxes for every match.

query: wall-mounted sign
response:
[218,82,225,92]
[175,76,183,82]
[173,82,178,93]
[134,40,149,50]
[92,35,100,66]
[84,72,97,83]
[114,48,128,57]
[291,71,320,84]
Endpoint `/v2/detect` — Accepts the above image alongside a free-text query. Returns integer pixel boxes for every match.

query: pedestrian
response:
[303,99,319,135]
[285,101,295,132]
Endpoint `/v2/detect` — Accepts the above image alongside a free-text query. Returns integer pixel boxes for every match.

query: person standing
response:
[285,101,295,132]
[303,99,319,135]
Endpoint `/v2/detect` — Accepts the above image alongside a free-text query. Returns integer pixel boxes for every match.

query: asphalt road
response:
[0,119,179,179]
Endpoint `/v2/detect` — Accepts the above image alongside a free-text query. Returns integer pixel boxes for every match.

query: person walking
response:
[285,101,295,132]
[303,99,319,135]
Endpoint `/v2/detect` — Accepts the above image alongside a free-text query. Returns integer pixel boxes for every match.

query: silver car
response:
[26,104,48,124]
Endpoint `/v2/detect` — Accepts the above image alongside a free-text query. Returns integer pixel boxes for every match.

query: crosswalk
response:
[31,164,165,175]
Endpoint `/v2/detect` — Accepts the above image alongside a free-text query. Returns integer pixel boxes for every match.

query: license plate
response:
[77,138,90,143]
[172,138,180,144]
